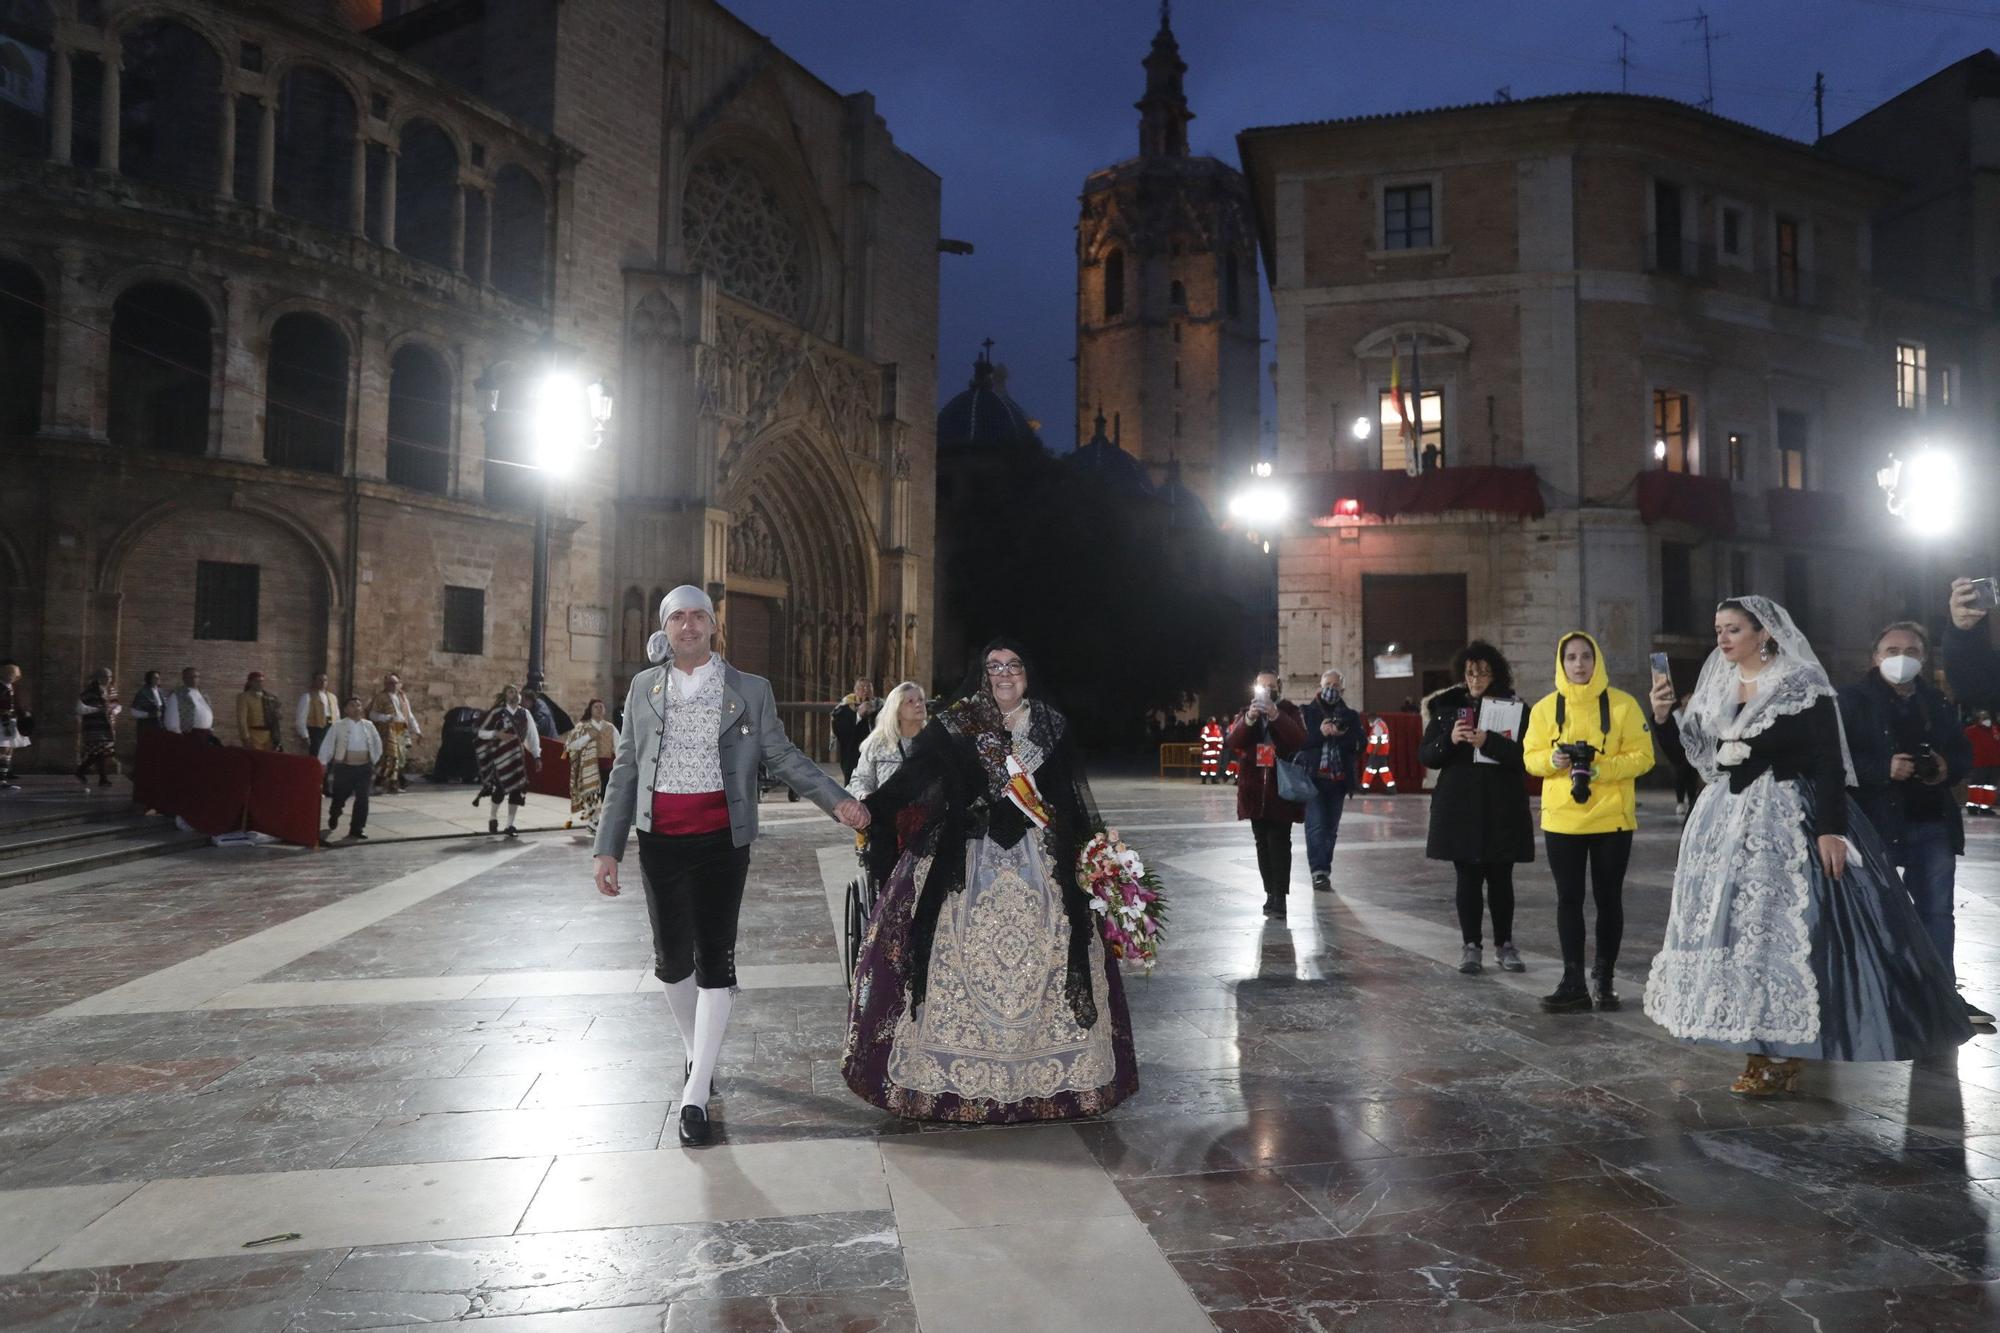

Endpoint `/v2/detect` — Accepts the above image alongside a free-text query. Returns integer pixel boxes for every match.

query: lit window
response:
[1653,390,1691,473]
[1940,365,1955,407]
[1378,388,1442,471]
[1384,184,1434,250]
[1895,343,1927,411]
[1776,409,1808,490]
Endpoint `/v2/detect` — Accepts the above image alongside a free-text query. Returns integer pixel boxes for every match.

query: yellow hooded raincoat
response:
[1522,631,1656,834]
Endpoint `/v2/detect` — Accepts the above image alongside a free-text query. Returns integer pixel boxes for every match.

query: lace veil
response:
[1678,594,1856,787]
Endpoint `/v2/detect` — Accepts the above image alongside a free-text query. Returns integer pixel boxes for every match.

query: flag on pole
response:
[1406,334,1426,476]
[1389,338,1414,470]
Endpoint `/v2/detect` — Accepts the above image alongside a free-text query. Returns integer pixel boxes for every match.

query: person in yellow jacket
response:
[1522,630,1656,1014]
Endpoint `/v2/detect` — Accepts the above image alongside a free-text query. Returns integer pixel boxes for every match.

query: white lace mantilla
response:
[1642,770,1820,1045]
[651,666,726,795]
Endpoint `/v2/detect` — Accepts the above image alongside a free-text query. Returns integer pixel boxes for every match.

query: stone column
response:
[450,181,466,272]
[476,187,493,284]
[98,54,119,174]
[49,47,71,165]
[255,98,276,209]
[349,134,368,234]
[380,150,398,250]
[216,91,235,199]
[215,279,262,463]
[49,248,103,438]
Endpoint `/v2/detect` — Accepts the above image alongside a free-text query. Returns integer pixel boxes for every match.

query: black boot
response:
[1541,967,1592,1013]
[1262,893,1286,919]
[1592,962,1621,1011]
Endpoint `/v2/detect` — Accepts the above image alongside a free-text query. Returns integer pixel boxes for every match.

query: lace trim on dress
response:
[1642,770,1821,1045]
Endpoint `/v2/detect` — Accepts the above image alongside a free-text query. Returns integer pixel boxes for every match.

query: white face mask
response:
[1879,655,1923,687]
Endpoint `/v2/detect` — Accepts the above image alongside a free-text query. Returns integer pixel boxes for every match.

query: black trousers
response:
[636,827,752,988]
[307,725,329,759]
[1250,818,1293,898]
[1544,829,1633,969]
[327,763,372,834]
[1454,861,1516,946]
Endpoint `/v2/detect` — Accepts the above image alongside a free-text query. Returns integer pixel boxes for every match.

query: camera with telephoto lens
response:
[1555,741,1599,803]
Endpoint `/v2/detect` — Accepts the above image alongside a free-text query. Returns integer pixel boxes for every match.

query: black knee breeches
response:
[634,827,751,988]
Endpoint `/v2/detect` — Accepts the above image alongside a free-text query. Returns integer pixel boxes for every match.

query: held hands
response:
[1889,753,1917,782]
[593,854,620,897]
[1649,676,1676,725]
[835,799,871,830]
[1320,719,1338,737]
[1817,834,1847,881]
[1950,577,1989,631]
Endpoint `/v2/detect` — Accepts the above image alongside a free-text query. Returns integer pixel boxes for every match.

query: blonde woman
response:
[849,682,925,800]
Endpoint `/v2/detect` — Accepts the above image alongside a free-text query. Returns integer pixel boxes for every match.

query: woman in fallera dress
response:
[842,639,1138,1122]
[1644,596,1972,1095]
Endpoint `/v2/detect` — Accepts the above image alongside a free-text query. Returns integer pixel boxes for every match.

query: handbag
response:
[1275,751,1318,803]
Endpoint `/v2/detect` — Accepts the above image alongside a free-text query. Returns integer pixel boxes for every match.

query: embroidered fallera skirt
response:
[1644,775,1972,1062]
[843,831,1138,1122]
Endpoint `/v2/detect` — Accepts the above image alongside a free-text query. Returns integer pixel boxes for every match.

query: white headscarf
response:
[646,585,715,664]
[1679,594,1856,786]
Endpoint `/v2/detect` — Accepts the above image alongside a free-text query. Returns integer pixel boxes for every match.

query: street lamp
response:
[480,357,614,695]
[1351,416,1372,440]
[1877,446,1961,533]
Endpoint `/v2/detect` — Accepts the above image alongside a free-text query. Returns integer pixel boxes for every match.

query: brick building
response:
[1237,90,1999,712]
[0,0,938,767]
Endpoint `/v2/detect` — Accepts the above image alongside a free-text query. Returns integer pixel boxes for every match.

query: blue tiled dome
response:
[937,352,1042,452]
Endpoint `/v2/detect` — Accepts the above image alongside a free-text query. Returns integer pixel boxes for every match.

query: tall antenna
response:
[1665,7,1725,111]
[1612,25,1636,94]
[1814,71,1826,139]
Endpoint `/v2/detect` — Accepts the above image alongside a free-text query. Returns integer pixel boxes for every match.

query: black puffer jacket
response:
[1419,685,1535,865]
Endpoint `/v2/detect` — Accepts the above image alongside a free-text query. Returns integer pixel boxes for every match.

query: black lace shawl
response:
[861,692,1103,1030]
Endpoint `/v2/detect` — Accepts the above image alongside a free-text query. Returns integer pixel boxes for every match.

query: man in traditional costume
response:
[75,668,121,788]
[368,673,422,793]
[593,586,868,1147]
[297,673,340,758]
[162,667,215,740]
[476,684,540,837]
[562,699,618,832]
[320,697,384,840]
[237,672,283,751]
[0,660,29,791]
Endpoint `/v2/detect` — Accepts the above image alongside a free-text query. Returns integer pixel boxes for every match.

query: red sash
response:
[651,790,730,835]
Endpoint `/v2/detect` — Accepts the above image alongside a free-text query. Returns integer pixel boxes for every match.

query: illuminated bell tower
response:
[1074,2,1260,512]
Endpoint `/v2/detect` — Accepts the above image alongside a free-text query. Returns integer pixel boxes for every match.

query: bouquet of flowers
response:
[1078,827,1168,974]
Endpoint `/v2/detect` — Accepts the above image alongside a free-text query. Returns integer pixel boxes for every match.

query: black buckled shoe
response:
[677,1103,711,1147]
[1541,968,1593,1013]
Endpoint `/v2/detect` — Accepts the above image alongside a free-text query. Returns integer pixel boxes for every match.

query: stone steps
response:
[0,816,208,888]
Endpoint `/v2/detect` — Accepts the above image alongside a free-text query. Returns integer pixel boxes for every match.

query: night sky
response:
[722,0,2000,451]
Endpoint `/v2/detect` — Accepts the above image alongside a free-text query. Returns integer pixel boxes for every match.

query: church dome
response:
[1064,407,1155,499]
[937,349,1042,452]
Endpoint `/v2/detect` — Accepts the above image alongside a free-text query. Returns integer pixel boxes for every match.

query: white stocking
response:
[683,985,733,1110]
[662,976,698,1053]
[504,802,518,830]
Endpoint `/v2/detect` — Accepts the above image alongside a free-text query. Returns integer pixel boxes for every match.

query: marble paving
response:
[2,774,1999,1330]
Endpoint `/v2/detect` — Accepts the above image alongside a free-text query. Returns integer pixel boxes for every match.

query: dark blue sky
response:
[724,0,1998,450]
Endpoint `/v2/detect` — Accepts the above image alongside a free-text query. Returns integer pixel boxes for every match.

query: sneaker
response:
[1458,943,1482,975]
[1965,998,1997,1027]
[1310,871,1332,894]
[1495,942,1525,972]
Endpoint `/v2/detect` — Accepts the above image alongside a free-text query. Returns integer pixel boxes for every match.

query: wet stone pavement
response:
[1,775,1998,1330]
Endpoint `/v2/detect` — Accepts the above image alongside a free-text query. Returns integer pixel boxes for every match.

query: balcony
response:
[1636,469,1736,537]
[1303,466,1546,524]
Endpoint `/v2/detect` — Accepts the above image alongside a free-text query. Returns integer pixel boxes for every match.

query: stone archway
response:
[111,506,332,742]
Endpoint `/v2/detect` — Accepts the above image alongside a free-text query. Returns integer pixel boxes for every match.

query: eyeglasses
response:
[1463,665,1495,679]
[984,660,1026,676]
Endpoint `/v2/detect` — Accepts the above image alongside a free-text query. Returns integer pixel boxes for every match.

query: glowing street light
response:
[1227,482,1291,529]
[1351,416,1372,440]
[1878,446,1962,533]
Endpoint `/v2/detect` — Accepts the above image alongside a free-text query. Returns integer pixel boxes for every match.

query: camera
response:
[1555,741,1598,804]
[1970,577,2000,612]
[1914,744,1943,783]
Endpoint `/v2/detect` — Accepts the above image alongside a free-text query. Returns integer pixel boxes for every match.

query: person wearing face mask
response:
[1226,670,1308,918]
[1521,631,1656,1013]
[1298,670,1362,894]
[1837,622,1989,1026]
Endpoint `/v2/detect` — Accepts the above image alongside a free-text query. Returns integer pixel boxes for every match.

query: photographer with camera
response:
[1226,670,1307,919]
[1837,622,1989,1026]
[1522,632,1656,1013]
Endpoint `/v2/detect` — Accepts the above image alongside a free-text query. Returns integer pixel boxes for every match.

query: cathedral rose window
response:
[683,153,807,322]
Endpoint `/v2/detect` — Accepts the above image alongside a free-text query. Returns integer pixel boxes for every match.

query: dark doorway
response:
[1361,573,1467,712]
[728,593,777,681]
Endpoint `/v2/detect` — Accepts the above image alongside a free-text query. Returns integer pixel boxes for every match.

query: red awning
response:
[1305,466,1545,524]
[1764,488,1849,545]
[1636,470,1737,537]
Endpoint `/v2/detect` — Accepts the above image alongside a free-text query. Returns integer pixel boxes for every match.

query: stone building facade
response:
[1238,91,1998,712]
[1074,7,1260,514]
[0,0,938,768]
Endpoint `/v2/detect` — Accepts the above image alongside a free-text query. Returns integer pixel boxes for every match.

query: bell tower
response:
[1075,2,1260,511]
